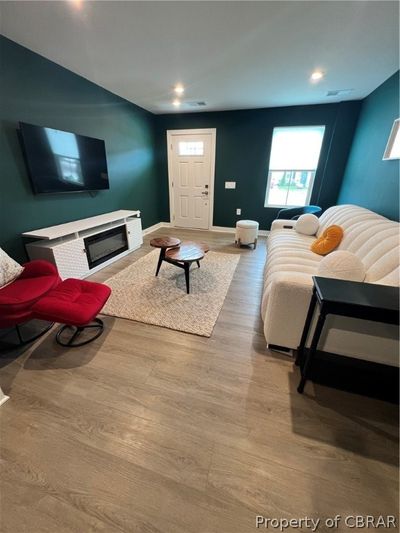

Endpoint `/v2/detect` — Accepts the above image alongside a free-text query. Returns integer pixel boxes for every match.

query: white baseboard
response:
[143,222,269,237]
[211,225,236,234]
[142,222,171,235]
[212,225,269,237]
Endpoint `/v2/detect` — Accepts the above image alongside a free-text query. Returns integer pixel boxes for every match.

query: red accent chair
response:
[0,260,61,344]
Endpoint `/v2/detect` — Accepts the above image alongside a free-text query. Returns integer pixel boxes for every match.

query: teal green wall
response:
[1,34,373,264]
[0,36,160,261]
[156,101,361,229]
[338,71,399,221]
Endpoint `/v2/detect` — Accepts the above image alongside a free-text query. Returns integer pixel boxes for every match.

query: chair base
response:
[56,318,104,347]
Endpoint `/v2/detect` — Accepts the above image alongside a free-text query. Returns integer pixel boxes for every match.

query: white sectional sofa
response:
[261,204,399,366]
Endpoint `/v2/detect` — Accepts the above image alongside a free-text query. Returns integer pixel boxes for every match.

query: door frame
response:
[166,128,216,229]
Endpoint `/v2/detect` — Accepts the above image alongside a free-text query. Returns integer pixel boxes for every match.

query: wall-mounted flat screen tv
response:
[19,122,110,193]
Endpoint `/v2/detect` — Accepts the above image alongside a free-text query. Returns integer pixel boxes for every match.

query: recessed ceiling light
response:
[172,99,181,107]
[174,85,185,95]
[310,70,325,82]
[70,0,83,9]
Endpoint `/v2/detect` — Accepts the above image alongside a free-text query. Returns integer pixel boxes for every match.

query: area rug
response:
[102,249,240,337]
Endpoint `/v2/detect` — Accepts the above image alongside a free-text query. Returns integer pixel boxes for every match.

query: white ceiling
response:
[1,1,399,114]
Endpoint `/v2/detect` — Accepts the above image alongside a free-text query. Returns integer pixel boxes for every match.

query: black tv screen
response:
[19,122,109,193]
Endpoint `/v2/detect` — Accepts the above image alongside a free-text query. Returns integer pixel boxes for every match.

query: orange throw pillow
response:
[311,225,344,255]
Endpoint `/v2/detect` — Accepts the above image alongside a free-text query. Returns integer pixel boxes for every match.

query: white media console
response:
[23,210,143,279]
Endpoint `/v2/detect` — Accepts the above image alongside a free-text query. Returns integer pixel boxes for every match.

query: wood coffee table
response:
[166,241,210,294]
[151,239,209,294]
[150,236,181,276]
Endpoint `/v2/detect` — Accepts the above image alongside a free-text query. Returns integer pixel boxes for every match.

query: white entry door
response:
[167,129,216,229]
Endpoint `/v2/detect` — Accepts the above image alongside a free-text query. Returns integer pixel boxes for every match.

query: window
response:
[178,141,204,156]
[383,118,400,160]
[264,126,325,207]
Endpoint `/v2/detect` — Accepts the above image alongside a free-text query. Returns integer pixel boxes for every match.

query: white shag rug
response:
[102,249,240,337]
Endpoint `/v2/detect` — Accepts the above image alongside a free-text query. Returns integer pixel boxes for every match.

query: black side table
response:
[296,276,399,394]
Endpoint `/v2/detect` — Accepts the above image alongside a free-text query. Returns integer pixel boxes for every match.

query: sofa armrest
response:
[262,273,314,349]
[20,260,59,279]
[270,219,296,231]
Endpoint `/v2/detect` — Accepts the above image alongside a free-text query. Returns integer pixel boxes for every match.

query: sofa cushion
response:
[317,204,387,237]
[295,214,319,235]
[318,251,366,282]
[311,225,343,255]
[264,230,321,280]
[317,205,399,284]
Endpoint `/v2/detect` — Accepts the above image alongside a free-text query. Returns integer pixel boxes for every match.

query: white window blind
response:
[265,126,325,207]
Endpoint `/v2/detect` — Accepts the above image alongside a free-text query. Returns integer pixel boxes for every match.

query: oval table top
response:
[165,241,210,263]
[150,236,181,249]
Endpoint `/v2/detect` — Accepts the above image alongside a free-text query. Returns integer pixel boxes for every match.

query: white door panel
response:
[180,196,189,218]
[178,162,189,187]
[167,130,216,230]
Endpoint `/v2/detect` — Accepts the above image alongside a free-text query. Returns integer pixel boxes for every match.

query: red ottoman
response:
[32,278,111,347]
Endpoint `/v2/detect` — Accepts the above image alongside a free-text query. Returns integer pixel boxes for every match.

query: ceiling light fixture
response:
[172,99,181,107]
[174,85,185,95]
[70,0,83,10]
[310,70,325,82]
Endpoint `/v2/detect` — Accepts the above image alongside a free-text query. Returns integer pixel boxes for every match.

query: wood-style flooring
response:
[0,228,398,533]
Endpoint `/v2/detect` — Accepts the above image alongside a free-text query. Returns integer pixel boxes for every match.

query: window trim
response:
[264,125,325,209]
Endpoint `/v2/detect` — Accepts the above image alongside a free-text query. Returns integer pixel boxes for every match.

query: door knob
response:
[202,191,209,196]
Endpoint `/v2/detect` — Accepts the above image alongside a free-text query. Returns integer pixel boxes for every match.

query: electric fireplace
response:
[84,225,128,269]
